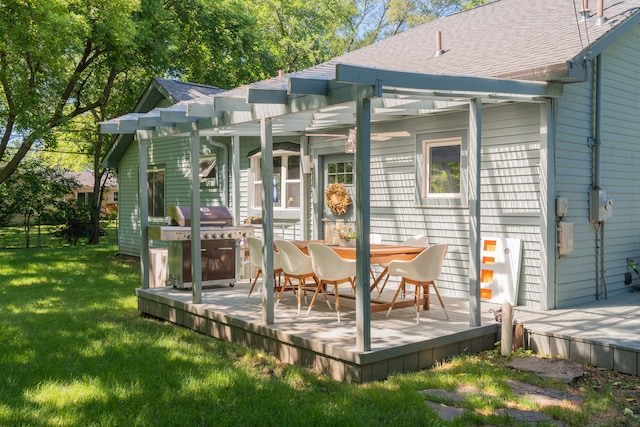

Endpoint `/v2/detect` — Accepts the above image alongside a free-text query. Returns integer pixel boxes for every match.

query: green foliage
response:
[347,0,496,49]
[0,160,78,247]
[53,201,92,245]
[248,0,357,72]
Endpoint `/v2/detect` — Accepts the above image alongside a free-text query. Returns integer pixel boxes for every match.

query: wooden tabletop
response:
[289,240,423,264]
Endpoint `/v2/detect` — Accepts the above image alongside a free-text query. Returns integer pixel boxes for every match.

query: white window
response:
[147,167,165,218]
[199,155,217,187]
[327,160,354,185]
[417,130,466,207]
[250,145,301,212]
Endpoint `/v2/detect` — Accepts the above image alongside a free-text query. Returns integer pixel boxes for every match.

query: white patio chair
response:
[245,237,284,302]
[275,240,329,315]
[377,234,430,297]
[385,244,449,323]
[307,242,357,323]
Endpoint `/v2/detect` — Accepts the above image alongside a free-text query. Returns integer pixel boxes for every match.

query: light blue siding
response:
[554,25,640,308]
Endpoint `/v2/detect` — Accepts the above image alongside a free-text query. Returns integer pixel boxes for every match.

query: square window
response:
[249,151,301,212]
[416,131,467,207]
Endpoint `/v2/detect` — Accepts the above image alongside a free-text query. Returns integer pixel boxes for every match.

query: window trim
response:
[416,129,467,207]
[248,150,301,218]
[147,166,166,220]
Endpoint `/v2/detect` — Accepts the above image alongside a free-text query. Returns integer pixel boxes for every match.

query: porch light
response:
[345,128,356,153]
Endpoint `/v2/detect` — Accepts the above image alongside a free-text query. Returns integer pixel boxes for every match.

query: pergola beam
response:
[336,64,562,98]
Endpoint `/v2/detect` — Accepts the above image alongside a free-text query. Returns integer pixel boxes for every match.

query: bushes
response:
[53,202,93,245]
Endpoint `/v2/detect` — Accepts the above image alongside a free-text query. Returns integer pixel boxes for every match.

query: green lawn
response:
[0,226,635,426]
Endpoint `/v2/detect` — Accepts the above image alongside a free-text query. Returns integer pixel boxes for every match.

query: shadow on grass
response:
[0,243,439,426]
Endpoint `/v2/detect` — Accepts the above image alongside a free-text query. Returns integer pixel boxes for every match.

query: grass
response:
[0,225,638,426]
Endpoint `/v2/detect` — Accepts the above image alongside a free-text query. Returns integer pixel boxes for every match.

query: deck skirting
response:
[136,289,499,382]
[525,329,640,376]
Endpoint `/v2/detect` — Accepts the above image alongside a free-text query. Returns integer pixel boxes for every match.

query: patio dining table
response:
[289,240,426,313]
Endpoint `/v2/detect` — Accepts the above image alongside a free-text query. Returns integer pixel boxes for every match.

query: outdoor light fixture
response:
[345,128,356,153]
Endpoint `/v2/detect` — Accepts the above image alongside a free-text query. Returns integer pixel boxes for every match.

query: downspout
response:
[204,137,228,208]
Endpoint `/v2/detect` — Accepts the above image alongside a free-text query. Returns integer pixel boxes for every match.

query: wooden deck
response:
[136,280,640,382]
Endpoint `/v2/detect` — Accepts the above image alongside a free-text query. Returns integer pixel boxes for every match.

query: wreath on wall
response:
[324,183,352,216]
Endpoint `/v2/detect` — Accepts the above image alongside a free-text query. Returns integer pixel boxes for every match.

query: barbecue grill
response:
[148,206,254,289]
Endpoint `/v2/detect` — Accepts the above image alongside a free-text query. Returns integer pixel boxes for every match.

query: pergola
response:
[101,63,561,352]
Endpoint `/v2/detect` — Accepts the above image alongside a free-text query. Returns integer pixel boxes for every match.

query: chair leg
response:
[246,269,262,302]
[414,284,421,324]
[335,284,341,324]
[430,282,449,320]
[274,275,291,309]
[297,279,303,315]
[386,279,406,318]
[305,282,332,316]
[377,273,390,297]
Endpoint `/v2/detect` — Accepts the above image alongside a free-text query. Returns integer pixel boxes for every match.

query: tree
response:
[247,0,357,73]
[344,0,496,50]
[0,0,270,244]
[0,160,78,248]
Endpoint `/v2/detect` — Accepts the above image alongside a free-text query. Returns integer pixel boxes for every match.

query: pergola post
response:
[468,99,482,326]
[136,131,150,289]
[190,130,203,304]
[260,118,275,324]
[354,94,372,352]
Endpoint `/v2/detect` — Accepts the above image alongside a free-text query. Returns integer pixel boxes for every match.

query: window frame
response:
[416,129,467,207]
[147,166,166,220]
[249,150,301,218]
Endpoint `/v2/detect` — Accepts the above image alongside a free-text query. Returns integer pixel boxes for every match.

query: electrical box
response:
[556,197,568,217]
[589,189,613,223]
[558,221,574,255]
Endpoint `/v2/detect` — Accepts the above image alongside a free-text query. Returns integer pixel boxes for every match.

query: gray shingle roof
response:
[330,0,640,80]
[219,0,640,100]
[153,78,223,103]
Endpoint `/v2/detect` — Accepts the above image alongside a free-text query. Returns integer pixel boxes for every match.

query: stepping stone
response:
[417,388,466,404]
[507,357,584,383]
[423,401,466,421]
[496,408,566,426]
[418,389,466,421]
[506,379,583,407]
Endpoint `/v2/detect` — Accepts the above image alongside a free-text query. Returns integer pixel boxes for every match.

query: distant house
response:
[65,172,119,217]
[102,0,640,312]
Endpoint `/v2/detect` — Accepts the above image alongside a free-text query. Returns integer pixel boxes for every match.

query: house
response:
[64,171,119,217]
[101,0,640,346]
[101,77,225,253]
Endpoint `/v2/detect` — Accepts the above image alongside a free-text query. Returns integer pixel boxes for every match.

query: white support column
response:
[232,135,242,283]
[540,101,556,309]
[137,131,150,289]
[468,99,482,326]
[260,118,275,324]
[190,131,203,304]
[232,135,241,223]
[354,94,372,352]
[300,135,310,240]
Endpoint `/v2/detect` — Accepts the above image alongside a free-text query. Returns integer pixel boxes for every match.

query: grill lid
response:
[168,206,233,227]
